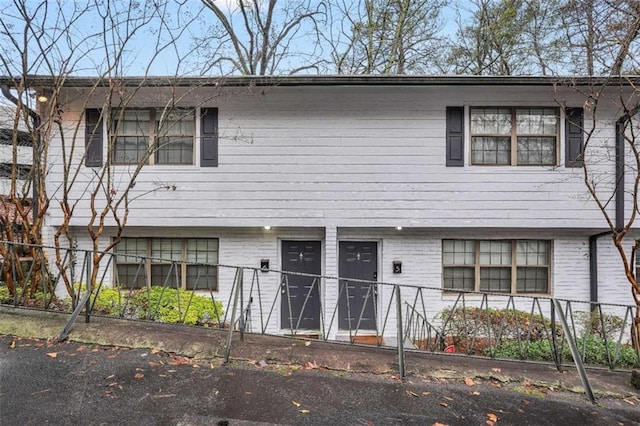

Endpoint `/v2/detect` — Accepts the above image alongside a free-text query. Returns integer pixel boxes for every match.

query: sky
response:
[0,0,469,77]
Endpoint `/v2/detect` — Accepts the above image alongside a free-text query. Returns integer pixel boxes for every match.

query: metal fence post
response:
[395,285,405,379]
[224,268,243,363]
[85,250,92,324]
[552,299,596,404]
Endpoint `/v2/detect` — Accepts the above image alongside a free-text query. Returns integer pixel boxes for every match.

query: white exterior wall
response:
[47,85,623,229]
[44,81,638,339]
[63,226,634,340]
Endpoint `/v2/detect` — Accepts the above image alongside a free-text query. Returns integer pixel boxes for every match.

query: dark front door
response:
[281,240,322,330]
[339,241,378,331]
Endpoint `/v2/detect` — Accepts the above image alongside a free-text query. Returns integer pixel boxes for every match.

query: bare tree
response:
[561,0,640,76]
[197,0,327,75]
[570,0,640,350]
[326,0,447,75]
[0,0,210,305]
[447,0,563,75]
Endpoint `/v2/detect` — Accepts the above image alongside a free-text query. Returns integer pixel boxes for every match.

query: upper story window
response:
[442,239,551,294]
[111,109,195,165]
[470,107,558,166]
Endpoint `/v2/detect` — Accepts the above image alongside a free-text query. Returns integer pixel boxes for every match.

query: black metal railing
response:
[1,240,638,403]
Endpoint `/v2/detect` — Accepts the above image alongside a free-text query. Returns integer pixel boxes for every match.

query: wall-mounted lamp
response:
[260,258,270,272]
[263,225,271,230]
[36,94,49,103]
[393,260,402,274]
[396,226,403,231]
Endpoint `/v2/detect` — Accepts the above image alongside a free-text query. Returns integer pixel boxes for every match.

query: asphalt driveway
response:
[1,334,639,425]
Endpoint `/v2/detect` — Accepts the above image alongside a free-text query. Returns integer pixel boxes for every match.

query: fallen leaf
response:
[106,375,115,379]
[444,396,454,401]
[77,346,88,352]
[300,409,310,414]
[192,364,200,369]
[439,402,448,408]
[487,413,498,422]
[422,391,431,396]
[107,354,117,359]
[134,373,144,379]
[151,348,160,354]
[304,361,318,370]
[9,340,15,349]
[471,391,481,396]
[148,362,161,367]
[168,356,191,366]
[292,401,301,407]
[492,368,501,373]
[623,398,636,405]
[107,382,118,387]
[432,423,449,426]
[46,352,57,359]
[406,390,419,397]
[464,377,475,387]
[304,341,311,346]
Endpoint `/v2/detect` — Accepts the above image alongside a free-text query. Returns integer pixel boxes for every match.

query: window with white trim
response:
[115,238,218,290]
[470,107,559,166]
[442,239,551,294]
[111,109,195,165]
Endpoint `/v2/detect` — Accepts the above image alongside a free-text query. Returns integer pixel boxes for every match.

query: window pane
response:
[443,267,475,291]
[186,265,218,290]
[516,240,549,265]
[115,238,147,289]
[471,108,511,134]
[156,110,194,165]
[151,239,182,262]
[151,264,180,287]
[480,267,511,292]
[116,264,146,289]
[113,136,148,164]
[443,240,475,265]
[116,110,150,136]
[516,108,558,135]
[471,136,511,165]
[116,238,147,262]
[186,239,219,263]
[517,136,556,165]
[516,267,548,293]
[156,136,193,165]
[479,240,511,265]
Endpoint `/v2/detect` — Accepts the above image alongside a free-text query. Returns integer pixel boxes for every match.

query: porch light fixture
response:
[263,225,271,230]
[396,226,403,231]
[36,94,48,103]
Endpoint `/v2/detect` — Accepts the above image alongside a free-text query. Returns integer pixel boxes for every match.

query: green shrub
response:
[69,284,224,326]
[488,335,638,368]
[133,286,224,325]
[436,306,552,343]
[0,285,10,303]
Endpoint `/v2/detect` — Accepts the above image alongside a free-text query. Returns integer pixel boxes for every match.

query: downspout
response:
[616,117,626,232]
[0,85,40,221]
[589,117,627,310]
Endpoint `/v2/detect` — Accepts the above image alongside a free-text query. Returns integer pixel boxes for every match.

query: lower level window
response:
[442,239,550,294]
[115,237,218,290]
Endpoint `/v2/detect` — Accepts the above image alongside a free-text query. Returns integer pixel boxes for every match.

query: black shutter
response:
[446,107,464,167]
[565,107,584,167]
[201,108,218,167]
[85,108,103,167]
